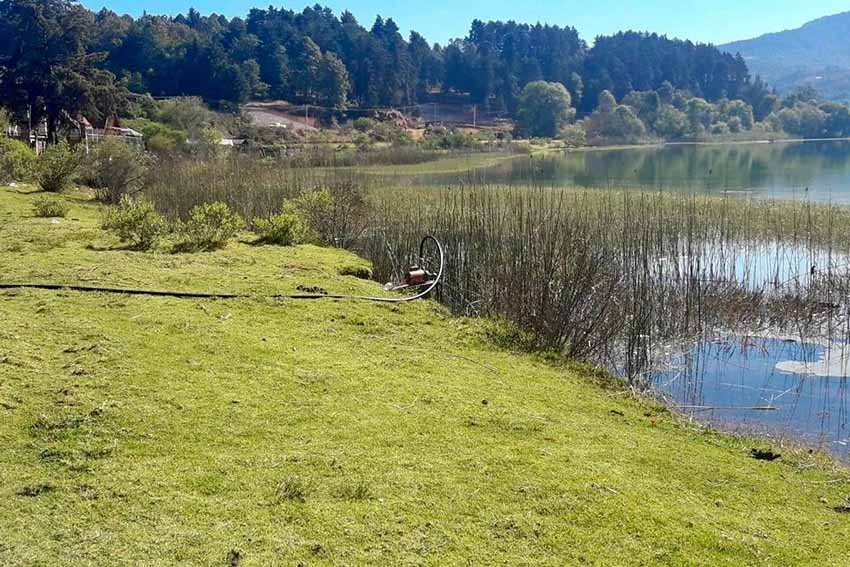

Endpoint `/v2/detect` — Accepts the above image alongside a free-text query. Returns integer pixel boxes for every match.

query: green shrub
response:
[124,118,187,155]
[194,128,223,158]
[175,201,244,252]
[711,122,730,135]
[351,117,411,144]
[728,116,743,133]
[0,138,38,184]
[338,264,372,279]
[32,195,70,218]
[292,188,333,236]
[352,117,376,133]
[560,123,588,148]
[87,138,151,204]
[481,317,541,353]
[153,97,213,133]
[37,142,81,193]
[422,129,477,150]
[146,133,178,154]
[292,184,369,248]
[102,196,167,250]
[254,202,309,246]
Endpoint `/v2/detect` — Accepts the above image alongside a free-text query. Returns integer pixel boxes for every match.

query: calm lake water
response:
[450,140,850,204]
[653,337,850,460]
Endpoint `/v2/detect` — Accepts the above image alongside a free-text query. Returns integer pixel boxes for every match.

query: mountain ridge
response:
[720,11,850,100]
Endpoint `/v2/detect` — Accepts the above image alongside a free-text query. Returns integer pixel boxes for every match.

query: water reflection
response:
[429,140,850,203]
[663,241,850,290]
[653,337,850,460]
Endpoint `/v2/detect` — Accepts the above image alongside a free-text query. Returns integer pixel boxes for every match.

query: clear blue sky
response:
[80,0,849,46]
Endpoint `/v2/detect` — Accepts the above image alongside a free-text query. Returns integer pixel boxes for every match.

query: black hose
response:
[0,282,243,299]
[0,236,446,305]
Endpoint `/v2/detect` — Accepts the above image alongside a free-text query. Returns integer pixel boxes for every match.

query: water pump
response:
[385,235,443,294]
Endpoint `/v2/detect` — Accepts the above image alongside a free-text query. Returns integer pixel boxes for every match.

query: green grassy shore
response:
[1,187,848,566]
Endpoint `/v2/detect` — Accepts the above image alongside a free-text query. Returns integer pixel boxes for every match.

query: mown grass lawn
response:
[1,187,848,566]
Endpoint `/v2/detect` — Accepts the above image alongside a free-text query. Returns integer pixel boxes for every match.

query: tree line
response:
[0,0,780,126]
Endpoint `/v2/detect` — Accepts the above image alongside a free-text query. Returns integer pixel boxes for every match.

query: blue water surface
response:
[653,337,850,459]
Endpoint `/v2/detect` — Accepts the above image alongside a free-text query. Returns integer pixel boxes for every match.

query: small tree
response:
[88,138,151,203]
[654,105,688,140]
[611,106,646,143]
[0,138,38,184]
[775,107,801,136]
[798,104,827,138]
[102,195,167,250]
[587,102,647,144]
[560,123,587,148]
[292,183,369,248]
[37,141,80,193]
[685,98,714,131]
[174,202,245,252]
[822,102,850,137]
[657,81,675,105]
[597,90,617,113]
[516,81,575,138]
[154,98,212,137]
[727,116,743,133]
[711,122,730,135]
[622,91,660,125]
[723,100,754,130]
[194,128,223,158]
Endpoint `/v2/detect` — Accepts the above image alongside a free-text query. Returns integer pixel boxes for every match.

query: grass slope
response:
[1,187,849,566]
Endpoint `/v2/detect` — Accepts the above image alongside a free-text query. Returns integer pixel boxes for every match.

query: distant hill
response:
[721,11,850,100]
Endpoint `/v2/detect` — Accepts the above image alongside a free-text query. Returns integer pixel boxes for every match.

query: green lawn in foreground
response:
[1,187,849,566]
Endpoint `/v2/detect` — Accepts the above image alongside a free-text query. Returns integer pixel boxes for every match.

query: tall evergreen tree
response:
[0,0,125,140]
[0,1,797,128]
[316,51,350,108]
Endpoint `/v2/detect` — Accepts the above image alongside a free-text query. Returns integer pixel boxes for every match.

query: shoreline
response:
[571,136,850,153]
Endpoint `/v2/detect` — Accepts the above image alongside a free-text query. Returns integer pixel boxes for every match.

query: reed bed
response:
[143,155,377,221]
[284,146,452,168]
[360,184,850,384]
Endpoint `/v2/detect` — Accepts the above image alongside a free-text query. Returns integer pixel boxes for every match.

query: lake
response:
[653,336,850,460]
[441,140,850,204]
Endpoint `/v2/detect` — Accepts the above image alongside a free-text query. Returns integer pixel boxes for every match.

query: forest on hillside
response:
[0,1,771,114]
[4,0,850,145]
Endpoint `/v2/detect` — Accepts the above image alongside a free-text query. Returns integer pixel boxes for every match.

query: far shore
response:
[568,136,850,153]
